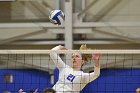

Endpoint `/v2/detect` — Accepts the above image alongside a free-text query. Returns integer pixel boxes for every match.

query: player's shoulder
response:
[59,65,72,71]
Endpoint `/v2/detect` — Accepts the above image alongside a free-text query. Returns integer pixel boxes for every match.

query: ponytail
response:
[80,44,92,62]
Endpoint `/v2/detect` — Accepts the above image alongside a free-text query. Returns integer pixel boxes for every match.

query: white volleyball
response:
[49,10,65,25]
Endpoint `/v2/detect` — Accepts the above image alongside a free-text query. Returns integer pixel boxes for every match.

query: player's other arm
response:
[92,53,100,78]
[84,53,101,83]
[50,45,67,69]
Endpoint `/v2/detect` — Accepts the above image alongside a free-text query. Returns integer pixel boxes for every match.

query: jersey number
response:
[67,74,76,82]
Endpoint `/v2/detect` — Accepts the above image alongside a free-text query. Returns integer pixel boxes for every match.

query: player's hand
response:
[19,89,26,93]
[92,53,101,61]
[59,45,67,50]
[92,53,101,67]
[34,88,38,93]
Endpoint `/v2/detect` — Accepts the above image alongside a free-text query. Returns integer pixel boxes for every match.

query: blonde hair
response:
[79,44,92,62]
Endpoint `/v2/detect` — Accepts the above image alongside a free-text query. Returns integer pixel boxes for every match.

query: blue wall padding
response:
[0,69,51,93]
[81,69,140,93]
[0,68,140,93]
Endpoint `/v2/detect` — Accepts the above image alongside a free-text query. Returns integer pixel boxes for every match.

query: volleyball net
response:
[0,50,140,93]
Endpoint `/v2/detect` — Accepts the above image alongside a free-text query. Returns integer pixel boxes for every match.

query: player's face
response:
[71,52,84,68]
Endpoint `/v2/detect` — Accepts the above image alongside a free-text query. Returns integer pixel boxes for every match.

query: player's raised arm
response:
[84,53,101,83]
[49,45,67,69]
[92,53,101,77]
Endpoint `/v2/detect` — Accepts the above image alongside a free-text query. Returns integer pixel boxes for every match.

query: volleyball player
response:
[50,45,101,93]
